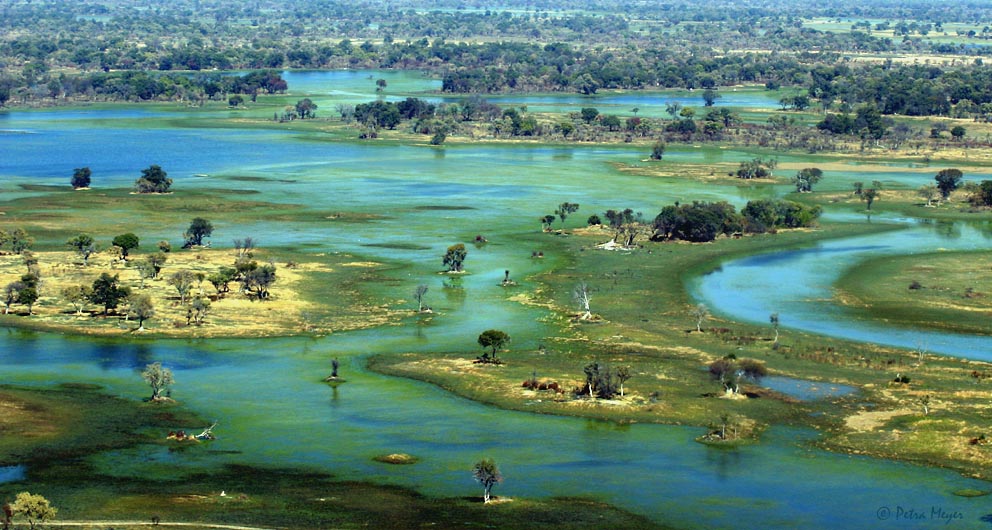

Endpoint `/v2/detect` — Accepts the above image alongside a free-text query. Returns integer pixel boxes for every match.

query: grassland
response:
[0,186,400,338]
[835,250,992,336]
[372,221,992,481]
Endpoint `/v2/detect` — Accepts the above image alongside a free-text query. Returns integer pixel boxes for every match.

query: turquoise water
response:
[1,73,992,528]
[692,220,992,359]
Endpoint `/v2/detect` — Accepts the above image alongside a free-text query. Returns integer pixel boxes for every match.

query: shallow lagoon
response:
[2,73,992,528]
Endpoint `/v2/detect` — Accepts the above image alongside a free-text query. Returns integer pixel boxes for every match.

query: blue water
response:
[2,74,992,528]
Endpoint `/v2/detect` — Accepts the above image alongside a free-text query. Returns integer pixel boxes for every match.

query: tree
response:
[228,94,244,107]
[477,329,509,362]
[146,252,168,278]
[580,107,599,123]
[691,303,709,332]
[861,188,879,210]
[11,228,33,254]
[472,458,502,503]
[134,164,172,193]
[935,169,963,200]
[191,297,210,325]
[112,233,139,261]
[702,88,720,107]
[442,243,467,272]
[918,184,939,207]
[66,234,97,266]
[950,125,966,140]
[709,357,767,395]
[295,98,317,119]
[852,182,864,196]
[183,217,213,247]
[208,267,237,295]
[736,158,777,179]
[89,273,130,315]
[601,114,621,131]
[3,282,23,315]
[141,362,174,401]
[375,78,387,91]
[540,214,556,231]
[9,492,56,530]
[971,180,992,207]
[17,287,37,315]
[650,140,665,161]
[573,282,592,320]
[413,284,429,312]
[616,366,632,397]
[792,168,823,193]
[665,101,683,119]
[128,294,154,331]
[555,202,579,228]
[71,167,91,189]
[169,270,196,305]
[62,285,93,315]
[245,264,277,299]
[770,312,780,346]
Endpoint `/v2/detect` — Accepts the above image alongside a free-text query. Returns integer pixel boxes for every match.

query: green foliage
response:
[134,164,172,193]
[472,458,502,503]
[702,88,720,107]
[650,140,666,161]
[735,157,777,179]
[477,329,509,359]
[442,243,467,272]
[554,202,580,227]
[741,199,822,233]
[112,233,139,260]
[141,361,174,400]
[10,491,57,529]
[709,357,767,394]
[971,180,992,207]
[66,233,96,265]
[792,168,823,193]
[89,272,130,314]
[10,228,33,254]
[183,217,213,247]
[935,169,964,200]
[128,293,155,329]
[71,166,91,189]
[295,98,318,119]
[580,107,600,124]
[652,201,741,242]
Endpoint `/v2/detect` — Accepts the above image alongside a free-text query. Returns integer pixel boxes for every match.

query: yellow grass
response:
[0,248,330,337]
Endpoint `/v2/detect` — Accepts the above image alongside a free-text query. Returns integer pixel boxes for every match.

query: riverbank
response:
[0,385,662,529]
[370,220,992,482]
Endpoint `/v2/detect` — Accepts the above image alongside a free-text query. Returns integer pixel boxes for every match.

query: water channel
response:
[1,71,990,528]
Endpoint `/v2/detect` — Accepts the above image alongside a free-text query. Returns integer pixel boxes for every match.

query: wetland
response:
[2,69,992,529]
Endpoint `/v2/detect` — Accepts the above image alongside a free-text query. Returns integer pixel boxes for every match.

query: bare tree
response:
[413,284,429,312]
[692,303,709,332]
[573,282,592,319]
[616,366,632,397]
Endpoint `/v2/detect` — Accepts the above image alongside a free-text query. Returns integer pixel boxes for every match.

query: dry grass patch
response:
[0,248,328,337]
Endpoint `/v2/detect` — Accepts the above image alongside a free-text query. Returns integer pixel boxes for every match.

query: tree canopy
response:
[134,165,172,193]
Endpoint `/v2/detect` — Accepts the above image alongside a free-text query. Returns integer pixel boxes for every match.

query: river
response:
[1,71,990,529]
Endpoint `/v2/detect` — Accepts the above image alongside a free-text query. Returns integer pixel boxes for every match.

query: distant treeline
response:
[4,0,992,116]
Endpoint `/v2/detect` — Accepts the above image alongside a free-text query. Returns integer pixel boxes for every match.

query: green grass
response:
[370,221,992,480]
[0,386,663,529]
[835,250,992,335]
